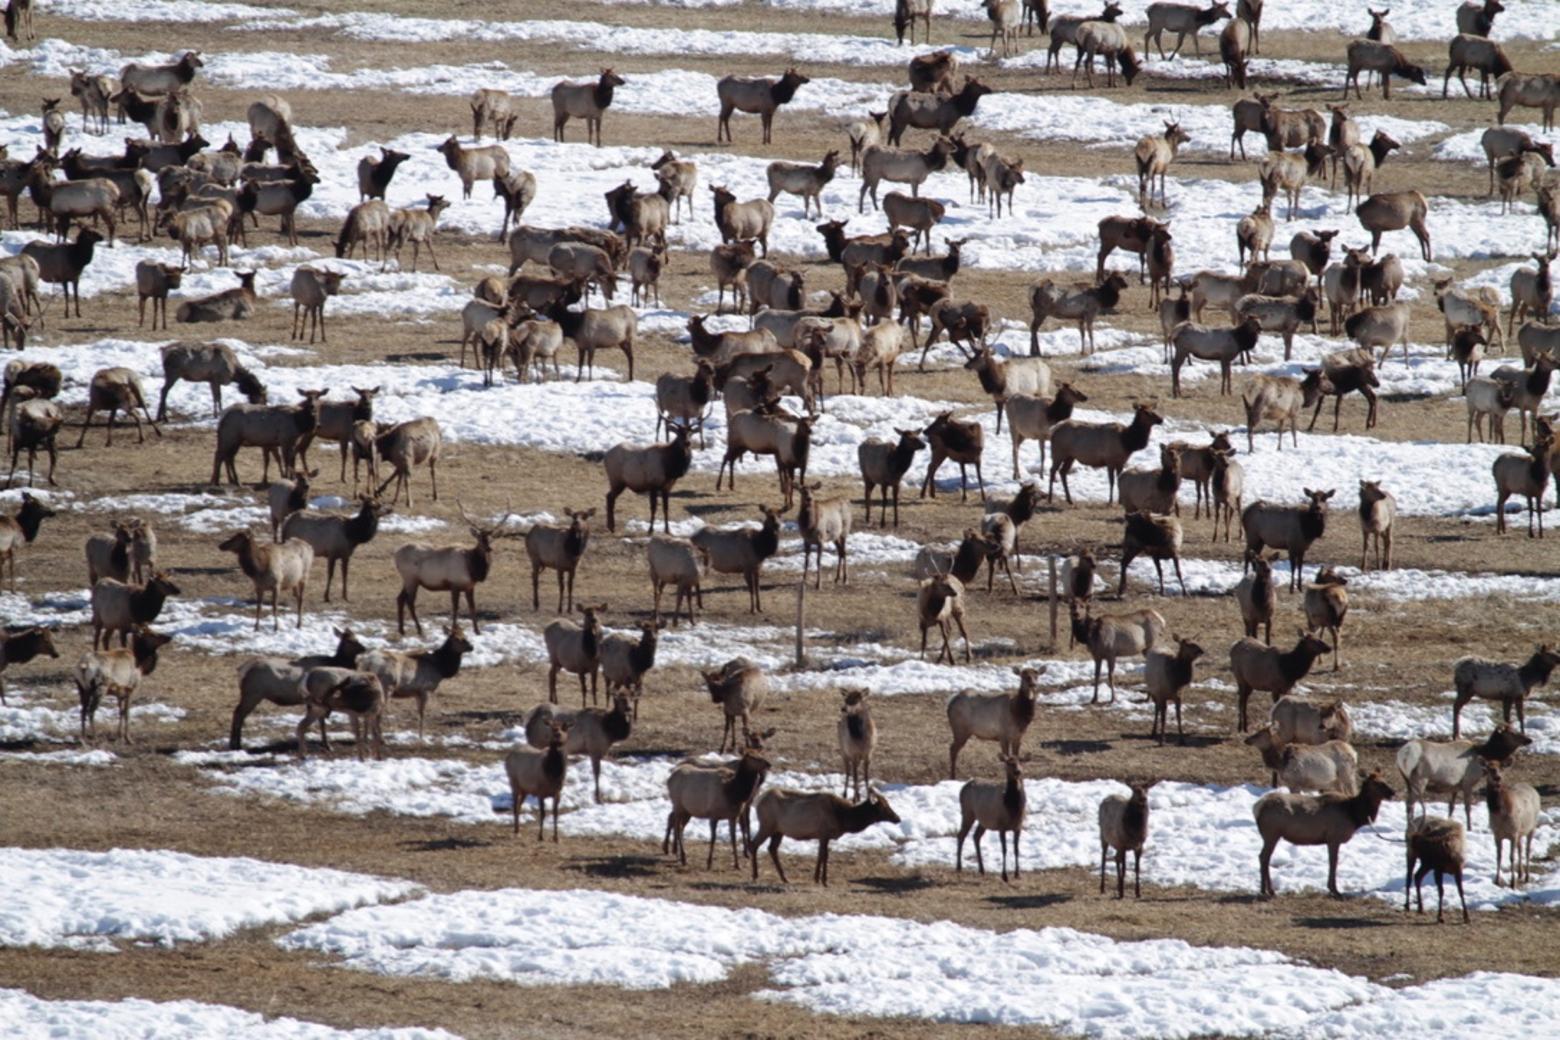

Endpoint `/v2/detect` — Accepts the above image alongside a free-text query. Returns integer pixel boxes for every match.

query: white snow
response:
[15,331,1540,522]
[197,742,1560,907]
[0,989,460,1040]
[0,682,185,745]
[232,11,987,68]
[0,847,418,952]
[1434,124,1556,163]
[279,886,1560,1034]
[36,0,293,23]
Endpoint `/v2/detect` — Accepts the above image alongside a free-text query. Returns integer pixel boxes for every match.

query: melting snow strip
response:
[0,988,459,1039]
[0,847,419,951]
[278,886,1560,1035]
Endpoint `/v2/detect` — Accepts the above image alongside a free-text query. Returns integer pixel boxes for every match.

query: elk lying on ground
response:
[1255,771,1395,897]
[177,270,258,324]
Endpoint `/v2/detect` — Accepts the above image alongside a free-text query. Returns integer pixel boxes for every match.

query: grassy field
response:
[2,0,1559,1036]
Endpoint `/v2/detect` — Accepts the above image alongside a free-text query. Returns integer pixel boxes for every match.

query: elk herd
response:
[1,0,1558,916]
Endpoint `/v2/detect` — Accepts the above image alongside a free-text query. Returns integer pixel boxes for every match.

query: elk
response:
[1134,121,1191,208]
[135,260,183,330]
[362,626,474,744]
[887,78,992,146]
[210,389,323,486]
[716,68,810,145]
[858,428,926,527]
[1342,40,1427,100]
[435,135,510,200]
[603,423,693,533]
[218,530,315,631]
[1144,1,1230,57]
[525,508,593,613]
[393,503,512,636]
[289,267,346,344]
[281,496,390,603]
[74,368,159,448]
[0,625,57,705]
[75,627,172,744]
[1048,402,1162,504]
